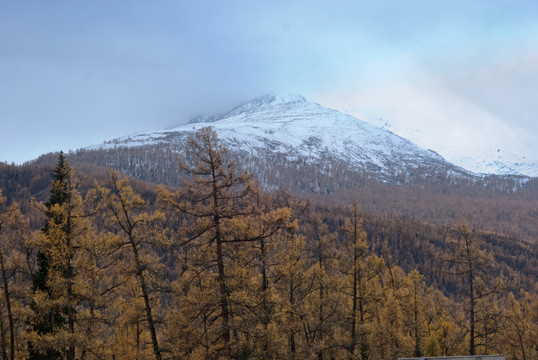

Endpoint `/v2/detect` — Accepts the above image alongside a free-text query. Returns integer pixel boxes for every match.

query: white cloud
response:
[315,62,533,162]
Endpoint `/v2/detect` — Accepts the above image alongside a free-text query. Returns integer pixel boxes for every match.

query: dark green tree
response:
[28,152,72,360]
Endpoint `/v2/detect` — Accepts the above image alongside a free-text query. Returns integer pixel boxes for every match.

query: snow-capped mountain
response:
[446,149,538,178]
[91,94,467,183]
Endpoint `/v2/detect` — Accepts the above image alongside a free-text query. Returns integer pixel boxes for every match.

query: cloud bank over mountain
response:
[1,1,537,164]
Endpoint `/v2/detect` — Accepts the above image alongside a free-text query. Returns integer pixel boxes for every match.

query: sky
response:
[1,0,538,164]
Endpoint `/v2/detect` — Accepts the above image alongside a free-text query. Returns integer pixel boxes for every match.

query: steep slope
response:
[91,94,469,183]
[448,148,538,178]
[350,115,538,178]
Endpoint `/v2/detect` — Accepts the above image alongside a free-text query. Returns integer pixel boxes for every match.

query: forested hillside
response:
[27,141,538,242]
[0,128,536,359]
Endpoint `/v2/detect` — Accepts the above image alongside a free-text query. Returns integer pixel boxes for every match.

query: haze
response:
[1,1,537,164]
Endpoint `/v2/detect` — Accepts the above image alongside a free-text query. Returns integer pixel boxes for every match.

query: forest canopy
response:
[0,128,535,359]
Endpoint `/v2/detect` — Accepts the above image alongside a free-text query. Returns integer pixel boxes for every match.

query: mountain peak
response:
[259,93,307,105]
[225,93,308,116]
[185,93,308,126]
[94,92,457,184]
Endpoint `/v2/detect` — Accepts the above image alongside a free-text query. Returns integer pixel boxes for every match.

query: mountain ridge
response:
[87,93,537,181]
[91,94,473,185]
[22,95,538,241]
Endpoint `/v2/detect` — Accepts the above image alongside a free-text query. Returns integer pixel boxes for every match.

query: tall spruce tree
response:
[28,152,72,360]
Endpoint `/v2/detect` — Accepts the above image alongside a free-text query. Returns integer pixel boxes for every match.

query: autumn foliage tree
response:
[338,201,383,359]
[0,190,27,360]
[158,127,294,359]
[441,220,503,356]
[95,171,166,360]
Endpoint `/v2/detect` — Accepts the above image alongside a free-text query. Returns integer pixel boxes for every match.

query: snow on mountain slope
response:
[355,117,538,178]
[92,94,460,182]
[447,149,538,178]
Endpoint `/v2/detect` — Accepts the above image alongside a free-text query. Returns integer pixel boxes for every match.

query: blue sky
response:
[1,1,538,164]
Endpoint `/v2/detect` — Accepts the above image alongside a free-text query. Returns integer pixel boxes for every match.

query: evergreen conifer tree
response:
[28,152,73,360]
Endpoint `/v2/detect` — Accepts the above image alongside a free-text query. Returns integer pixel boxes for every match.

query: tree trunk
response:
[350,251,358,357]
[216,230,231,357]
[466,241,475,356]
[318,249,324,360]
[65,197,75,360]
[350,209,359,358]
[413,283,421,357]
[289,280,296,358]
[66,258,75,360]
[516,324,527,360]
[0,307,7,360]
[0,254,14,360]
[211,158,231,358]
[260,237,269,357]
[469,272,475,355]
[131,240,162,360]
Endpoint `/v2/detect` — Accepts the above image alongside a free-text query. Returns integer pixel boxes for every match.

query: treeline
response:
[0,128,536,359]
[55,140,530,196]
[26,138,538,242]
